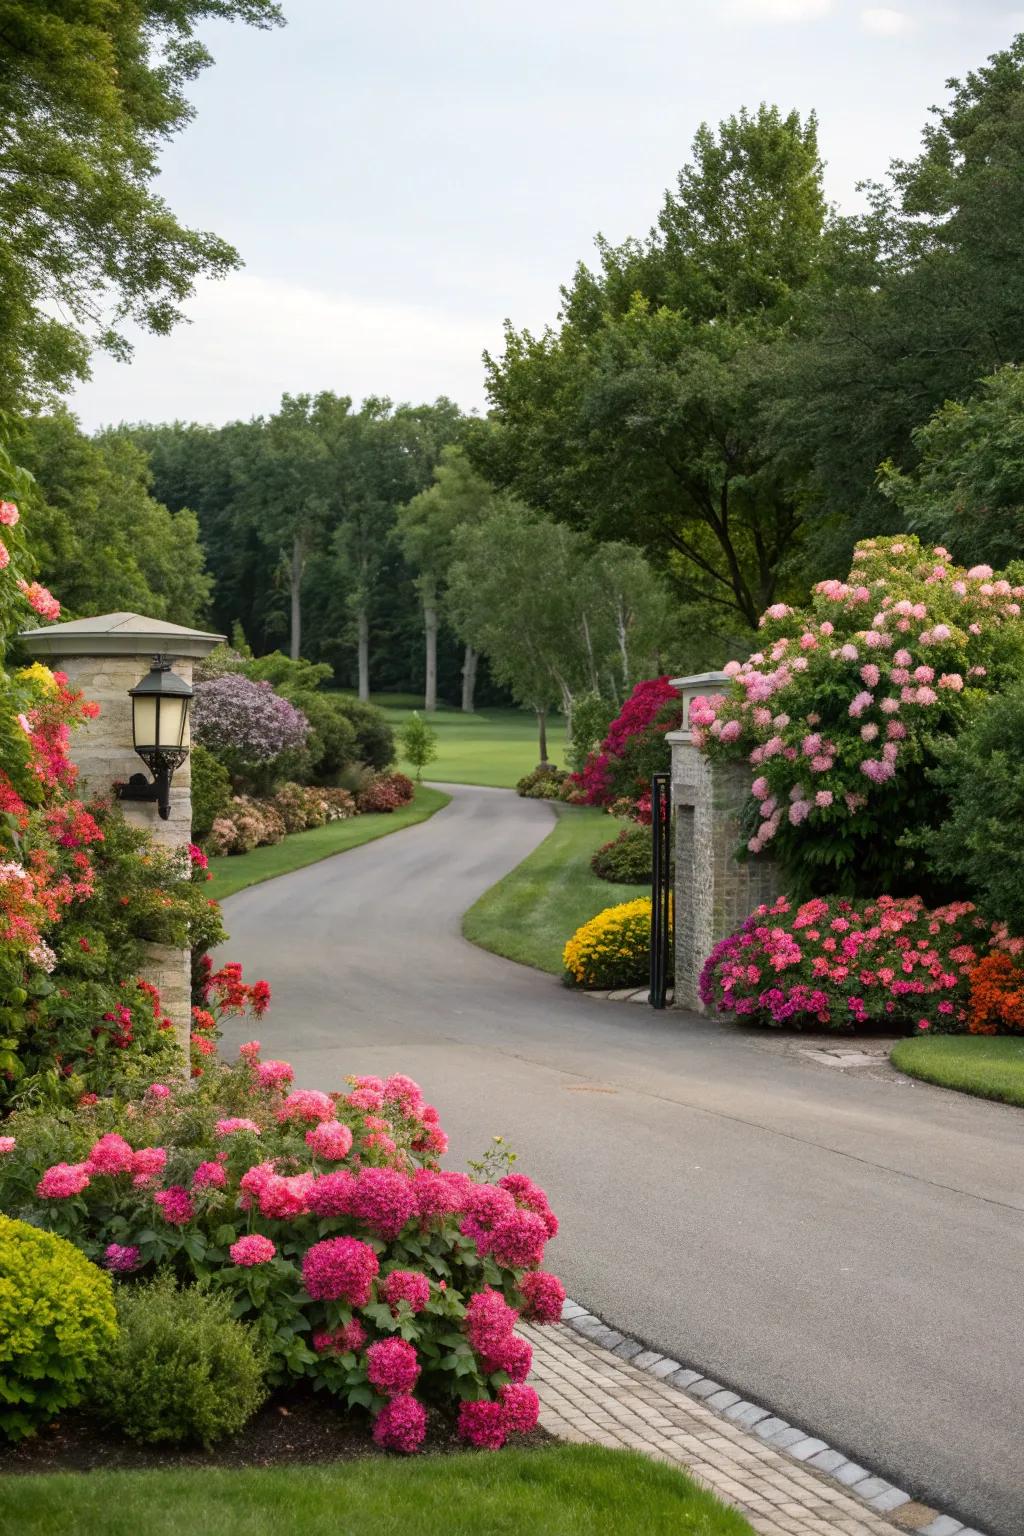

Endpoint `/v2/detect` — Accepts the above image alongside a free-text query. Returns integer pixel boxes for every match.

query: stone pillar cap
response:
[20,612,226,660]
[669,670,731,689]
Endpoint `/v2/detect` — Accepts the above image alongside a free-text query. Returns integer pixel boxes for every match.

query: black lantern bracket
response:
[115,654,192,821]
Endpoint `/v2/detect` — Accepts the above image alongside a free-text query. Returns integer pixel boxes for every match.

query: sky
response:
[71,0,1024,430]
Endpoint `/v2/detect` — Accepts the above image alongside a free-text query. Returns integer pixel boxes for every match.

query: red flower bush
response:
[573,678,682,819]
[356,772,415,814]
[700,894,997,1033]
[0,1054,563,1454]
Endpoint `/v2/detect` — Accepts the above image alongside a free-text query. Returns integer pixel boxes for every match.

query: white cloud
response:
[860,7,916,35]
[69,272,495,429]
[724,0,832,21]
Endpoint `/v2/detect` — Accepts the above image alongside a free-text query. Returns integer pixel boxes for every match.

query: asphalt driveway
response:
[219,783,1024,1536]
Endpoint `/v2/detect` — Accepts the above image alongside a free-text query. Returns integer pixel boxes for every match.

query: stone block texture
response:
[671,738,782,1011]
[53,651,194,1065]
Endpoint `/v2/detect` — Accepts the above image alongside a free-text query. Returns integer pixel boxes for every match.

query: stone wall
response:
[55,652,194,1064]
[671,733,782,1012]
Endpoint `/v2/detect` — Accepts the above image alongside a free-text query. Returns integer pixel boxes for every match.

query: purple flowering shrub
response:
[699,893,999,1033]
[192,677,310,795]
[0,1050,564,1453]
[698,537,1024,897]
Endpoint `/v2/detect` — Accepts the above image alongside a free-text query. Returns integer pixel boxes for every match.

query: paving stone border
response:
[547,1298,987,1536]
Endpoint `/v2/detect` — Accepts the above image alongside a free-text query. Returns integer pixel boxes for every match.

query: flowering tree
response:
[697,537,1024,896]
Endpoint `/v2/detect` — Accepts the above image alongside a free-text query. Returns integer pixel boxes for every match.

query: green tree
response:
[0,1,283,414]
[13,411,211,622]
[778,35,1024,547]
[399,712,438,782]
[878,367,1024,569]
[479,106,825,632]
[396,446,494,712]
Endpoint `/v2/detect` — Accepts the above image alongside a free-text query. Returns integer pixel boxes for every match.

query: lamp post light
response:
[115,655,193,820]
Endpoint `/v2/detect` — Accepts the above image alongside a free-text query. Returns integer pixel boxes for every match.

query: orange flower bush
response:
[967,952,1024,1035]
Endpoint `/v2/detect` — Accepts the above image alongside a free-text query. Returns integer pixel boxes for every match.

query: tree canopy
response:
[0,0,282,414]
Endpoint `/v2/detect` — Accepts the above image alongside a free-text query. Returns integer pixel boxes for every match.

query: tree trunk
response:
[536,707,549,766]
[423,593,438,714]
[461,645,478,713]
[290,534,304,661]
[357,609,370,702]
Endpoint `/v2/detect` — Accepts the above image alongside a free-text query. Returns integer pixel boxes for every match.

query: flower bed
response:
[699,894,1000,1032]
[0,1052,564,1454]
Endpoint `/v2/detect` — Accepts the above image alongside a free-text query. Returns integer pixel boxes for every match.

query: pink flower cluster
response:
[302,1235,379,1303]
[700,894,997,1032]
[230,1233,277,1266]
[698,537,1024,867]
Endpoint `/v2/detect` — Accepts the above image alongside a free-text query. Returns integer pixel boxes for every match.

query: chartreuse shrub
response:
[698,536,1024,899]
[92,1273,267,1447]
[0,1214,117,1441]
[591,826,651,884]
[0,1054,565,1454]
[563,898,654,989]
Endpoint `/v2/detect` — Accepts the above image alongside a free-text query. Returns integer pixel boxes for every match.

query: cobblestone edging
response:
[528,1300,987,1536]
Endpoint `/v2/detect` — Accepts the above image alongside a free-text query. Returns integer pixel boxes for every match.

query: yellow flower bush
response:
[0,1214,118,1441]
[563,897,655,990]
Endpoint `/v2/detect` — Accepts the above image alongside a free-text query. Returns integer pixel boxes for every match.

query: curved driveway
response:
[219,783,1024,1536]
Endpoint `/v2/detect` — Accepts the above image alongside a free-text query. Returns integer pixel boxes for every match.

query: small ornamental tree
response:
[697,537,1024,898]
[398,712,438,782]
[573,678,682,820]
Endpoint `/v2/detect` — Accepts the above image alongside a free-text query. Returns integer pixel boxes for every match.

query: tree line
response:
[5,9,1024,744]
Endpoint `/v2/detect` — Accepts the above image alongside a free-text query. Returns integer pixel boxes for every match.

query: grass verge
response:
[340,697,570,789]
[463,805,642,974]
[890,1035,1024,1108]
[3,1445,754,1536]
[207,787,450,901]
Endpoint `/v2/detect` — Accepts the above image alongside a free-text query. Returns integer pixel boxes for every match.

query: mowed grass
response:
[890,1035,1024,1108]
[3,1445,754,1536]
[342,695,569,789]
[207,787,450,901]
[463,805,643,974]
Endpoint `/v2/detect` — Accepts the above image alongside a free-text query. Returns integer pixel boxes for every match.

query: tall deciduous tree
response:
[0,1,283,414]
[478,106,825,633]
[396,446,495,712]
[13,411,211,622]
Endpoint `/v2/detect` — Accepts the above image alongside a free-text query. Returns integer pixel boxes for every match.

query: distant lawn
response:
[208,787,450,900]
[890,1035,1024,1108]
[339,695,569,789]
[463,804,643,974]
[4,1445,754,1536]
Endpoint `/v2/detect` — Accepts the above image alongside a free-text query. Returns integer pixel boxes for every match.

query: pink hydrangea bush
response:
[697,537,1024,896]
[0,1053,562,1454]
[699,893,998,1032]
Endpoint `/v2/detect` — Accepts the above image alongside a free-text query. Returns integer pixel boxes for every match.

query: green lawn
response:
[343,695,569,789]
[890,1035,1024,1108]
[3,1445,753,1536]
[207,787,450,900]
[463,804,643,974]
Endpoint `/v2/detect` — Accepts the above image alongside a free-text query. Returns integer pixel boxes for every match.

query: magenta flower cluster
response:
[13,1050,563,1458]
[700,893,999,1032]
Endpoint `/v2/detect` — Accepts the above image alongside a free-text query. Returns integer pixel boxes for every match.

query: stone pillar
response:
[669,673,783,1013]
[20,613,225,1064]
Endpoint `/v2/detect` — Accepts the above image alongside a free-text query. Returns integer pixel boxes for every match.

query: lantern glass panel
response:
[161,695,189,749]
[133,695,158,750]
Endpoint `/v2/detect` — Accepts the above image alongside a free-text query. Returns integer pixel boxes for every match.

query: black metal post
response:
[649,771,672,1008]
